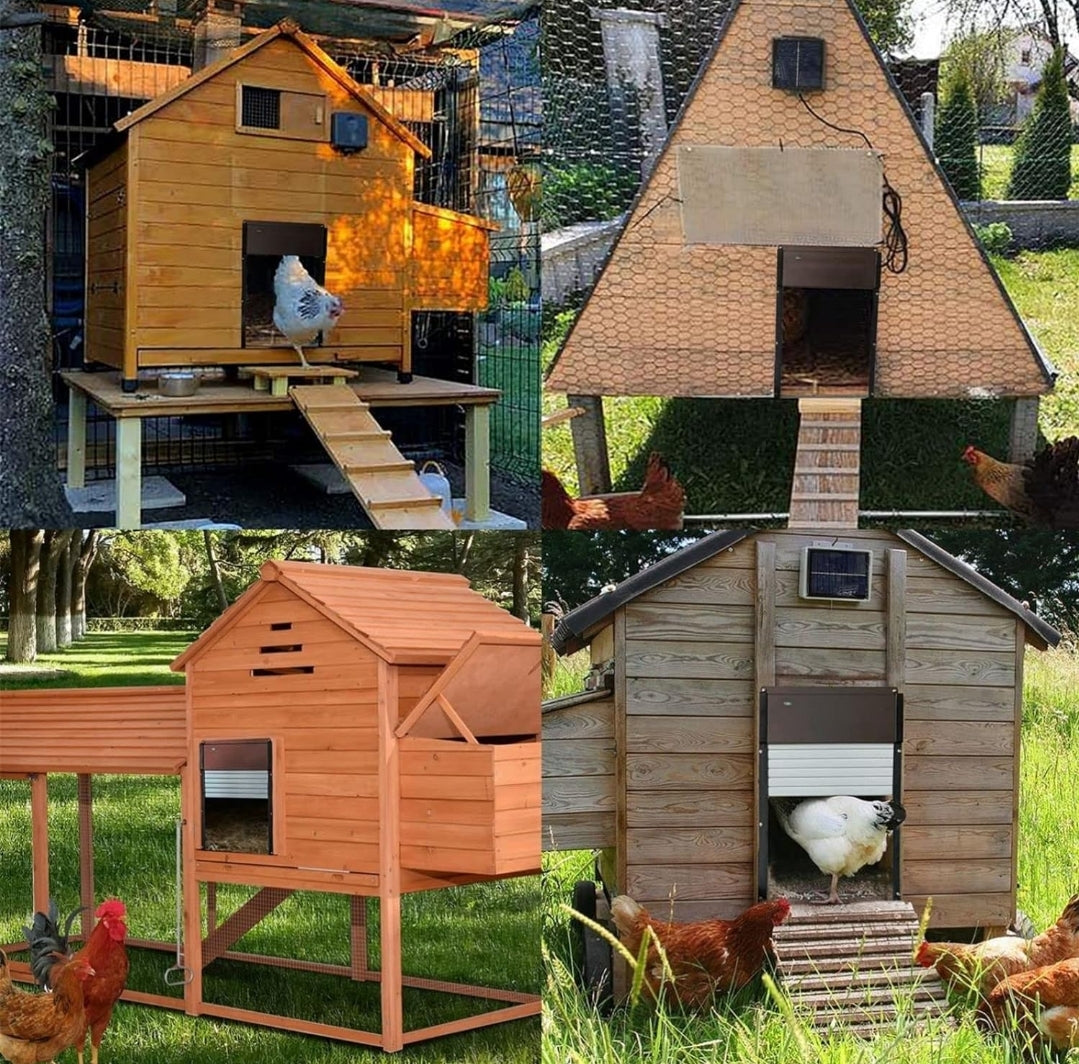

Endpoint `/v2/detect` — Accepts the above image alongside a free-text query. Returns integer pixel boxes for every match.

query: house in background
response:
[1002,26,1079,123]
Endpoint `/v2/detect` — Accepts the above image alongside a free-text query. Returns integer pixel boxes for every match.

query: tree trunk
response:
[36,529,71,653]
[203,530,229,612]
[0,3,75,527]
[72,529,99,640]
[7,529,43,662]
[511,534,530,621]
[57,528,79,646]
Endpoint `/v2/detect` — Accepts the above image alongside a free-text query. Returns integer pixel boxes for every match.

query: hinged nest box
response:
[83,20,496,390]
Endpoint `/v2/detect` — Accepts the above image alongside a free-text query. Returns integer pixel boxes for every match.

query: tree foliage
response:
[940,29,1009,117]
[1007,47,1073,200]
[857,0,915,56]
[936,67,983,200]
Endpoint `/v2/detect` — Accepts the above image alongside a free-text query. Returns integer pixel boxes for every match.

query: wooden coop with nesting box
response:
[542,528,1059,932]
[84,19,495,392]
[0,561,541,1053]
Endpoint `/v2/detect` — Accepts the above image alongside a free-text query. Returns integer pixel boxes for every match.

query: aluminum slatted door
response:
[758,686,902,898]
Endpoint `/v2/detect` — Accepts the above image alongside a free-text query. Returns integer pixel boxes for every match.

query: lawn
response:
[542,246,1079,519]
[978,143,1079,201]
[0,631,540,1064]
[541,643,1079,1064]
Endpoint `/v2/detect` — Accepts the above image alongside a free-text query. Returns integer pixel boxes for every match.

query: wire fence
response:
[44,1,539,495]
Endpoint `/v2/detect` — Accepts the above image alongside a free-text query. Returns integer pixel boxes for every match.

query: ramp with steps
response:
[788,398,863,529]
[290,384,454,529]
[773,901,950,1036]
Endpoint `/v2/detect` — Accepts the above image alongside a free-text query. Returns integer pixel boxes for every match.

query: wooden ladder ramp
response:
[773,901,950,1038]
[290,384,454,530]
[788,397,863,530]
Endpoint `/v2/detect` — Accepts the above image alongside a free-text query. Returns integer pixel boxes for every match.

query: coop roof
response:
[172,560,529,669]
[110,18,431,158]
[551,530,1061,654]
[544,0,1055,399]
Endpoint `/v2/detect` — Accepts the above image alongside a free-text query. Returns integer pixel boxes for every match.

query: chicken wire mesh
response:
[44,1,539,488]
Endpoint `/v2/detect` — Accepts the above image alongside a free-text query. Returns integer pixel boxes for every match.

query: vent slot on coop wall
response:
[200,739,273,855]
[678,147,883,246]
[242,221,327,348]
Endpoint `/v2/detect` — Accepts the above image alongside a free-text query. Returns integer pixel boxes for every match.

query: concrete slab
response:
[66,476,185,514]
[453,500,527,530]
[290,463,352,494]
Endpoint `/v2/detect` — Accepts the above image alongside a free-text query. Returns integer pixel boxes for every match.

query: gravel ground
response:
[78,459,538,530]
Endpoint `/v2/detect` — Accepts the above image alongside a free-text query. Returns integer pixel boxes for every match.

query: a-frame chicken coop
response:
[0,561,541,1052]
[544,0,1056,501]
[83,18,494,393]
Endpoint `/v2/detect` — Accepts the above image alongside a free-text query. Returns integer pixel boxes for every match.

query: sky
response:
[904,0,1079,57]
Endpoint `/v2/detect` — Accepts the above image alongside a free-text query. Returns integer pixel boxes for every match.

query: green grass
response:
[0,632,540,1062]
[542,644,1079,1063]
[543,248,1078,517]
[978,143,1079,201]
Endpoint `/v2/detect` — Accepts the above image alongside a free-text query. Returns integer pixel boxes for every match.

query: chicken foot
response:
[292,343,312,370]
[812,874,841,905]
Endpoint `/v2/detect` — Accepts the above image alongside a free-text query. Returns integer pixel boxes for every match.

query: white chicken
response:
[772,796,906,904]
[272,255,344,369]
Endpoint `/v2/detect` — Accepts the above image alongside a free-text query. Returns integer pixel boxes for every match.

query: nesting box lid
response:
[172,560,533,669]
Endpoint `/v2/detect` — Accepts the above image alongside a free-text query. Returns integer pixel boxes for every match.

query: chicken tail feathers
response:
[23,899,83,990]
[610,895,644,937]
[771,798,797,838]
[1058,892,1079,931]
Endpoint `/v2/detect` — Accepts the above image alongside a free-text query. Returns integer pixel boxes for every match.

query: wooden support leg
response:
[114,418,143,529]
[350,895,368,981]
[67,388,87,490]
[464,403,491,522]
[380,893,403,1051]
[78,775,94,938]
[568,394,611,495]
[30,774,49,915]
[180,765,202,1017]
[377,659,404,1051]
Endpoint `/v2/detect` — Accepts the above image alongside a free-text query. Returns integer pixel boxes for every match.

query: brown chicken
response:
[610,895,791,1008]
[542,453,685,531]
[25,901,129,1064]
[981,956,1079,1052]
[963,439,1079,528]
[0,951,94,1064]
[916,893,1079,999]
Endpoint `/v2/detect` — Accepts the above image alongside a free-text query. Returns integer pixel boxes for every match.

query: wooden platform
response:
[251,365,358,397]
[774,901,949,1036]
[290,384,454,529]
[787,397,863,529]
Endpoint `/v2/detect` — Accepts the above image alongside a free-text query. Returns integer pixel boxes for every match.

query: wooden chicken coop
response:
[0,561,541,1052]
[543,528,1059,933]
[83,18,495,393]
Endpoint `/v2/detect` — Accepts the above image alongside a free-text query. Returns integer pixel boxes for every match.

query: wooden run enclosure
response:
[542,528,1060,933]
[0,562,542,1052]
[84,18,495,392]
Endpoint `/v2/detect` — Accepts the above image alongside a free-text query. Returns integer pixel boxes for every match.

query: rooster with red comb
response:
[24,900,129,1064]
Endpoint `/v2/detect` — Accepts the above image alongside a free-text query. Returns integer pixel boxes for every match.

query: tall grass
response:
[542,645,1079,1062]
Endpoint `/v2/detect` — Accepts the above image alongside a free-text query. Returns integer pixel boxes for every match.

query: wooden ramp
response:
[788,398,863,529]
[291,384,454,529]
[774,901,950,1037]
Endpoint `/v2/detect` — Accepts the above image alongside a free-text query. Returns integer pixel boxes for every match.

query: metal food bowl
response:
[158,372,200,397]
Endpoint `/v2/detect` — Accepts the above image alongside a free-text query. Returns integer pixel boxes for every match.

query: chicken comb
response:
[94,899,126,919]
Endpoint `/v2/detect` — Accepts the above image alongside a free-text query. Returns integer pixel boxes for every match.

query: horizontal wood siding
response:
[85,143,128,369]
[411,205,491,311]
[188,583,381,879]
[542,697,615,851]
[0,685,185,774]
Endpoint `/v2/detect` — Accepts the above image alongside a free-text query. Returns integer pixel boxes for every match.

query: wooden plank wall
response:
[85,141,128,370]
[620,529,1021,927]
[411,204,491,311]
[541,696,616,852]
[188,582,382,881]
[129,37,413,364]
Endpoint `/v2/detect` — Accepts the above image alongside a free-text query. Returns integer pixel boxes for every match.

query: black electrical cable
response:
[797,93,909,273]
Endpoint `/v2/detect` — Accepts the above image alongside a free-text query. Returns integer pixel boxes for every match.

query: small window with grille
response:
[241,85,280,130]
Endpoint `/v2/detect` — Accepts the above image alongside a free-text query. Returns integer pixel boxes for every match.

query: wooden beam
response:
[886,549,907,690]
[200,887,294,966]
[180,763,201,1015]
[77,775,94,939]
[114,417,143,530]
[30,774,49,913]
[611,606,628,1001]
[464,402,491,521]
[400,1000,540,1044]
[754,540,776,902]
[568,394,611,495]
[1011,619,1024,912]
[196,1002,384,1048]
[378,659,404,1052]
[66,387,87,489]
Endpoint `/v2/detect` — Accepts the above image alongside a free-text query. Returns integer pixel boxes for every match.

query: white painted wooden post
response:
[569,394,612,495]
[114,417,143,529]
[67,386,87,489]
[464,403,491,522]
[1008,397,1040,461]
[920,91,935,150]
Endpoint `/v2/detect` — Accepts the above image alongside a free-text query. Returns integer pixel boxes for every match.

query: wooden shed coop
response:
[543,528,1060,933]
[84,18,495,393]
[0,561,541,1052]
